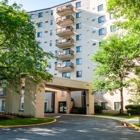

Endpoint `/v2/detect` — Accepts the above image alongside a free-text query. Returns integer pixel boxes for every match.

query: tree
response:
[91,33,140,114]
[0,0,53,92]
[107,0,140,33]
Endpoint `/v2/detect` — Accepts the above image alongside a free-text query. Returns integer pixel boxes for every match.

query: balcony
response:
[56,37,74,48]
[56,4,74,16]
[55,62,74,72]
[55,50,74,60]
[56,15,74,27]
[56,26,74,37]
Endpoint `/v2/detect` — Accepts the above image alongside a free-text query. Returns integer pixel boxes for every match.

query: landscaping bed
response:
[0,113,55,126]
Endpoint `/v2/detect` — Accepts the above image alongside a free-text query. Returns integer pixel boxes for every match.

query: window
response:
[99,28,105,35]
[20,89,25,110]
[48,62,51,68]
[37,32,42,37]
[76,71,82,77]
[76,1,81,8]
[98,4,103,11]
[98,16,105,23]
[76,23,82,29]
[45,31,48,33]
[110,25,117,32]
[30,14,34,19]
[50,40,52,46]
[110,13,114,19]
[114,102,121,110]
[76,58,82,65]
[50,20,53,25]
[92,31,96,33]
[38,22,43,27]
[45,21,48,23]
[76,12,82,18]
[50,30,53,36]
[93,43,96,46]
[76,34,82,40]
[62,72,70,78]
[92,19,95,22]
[76,46,82,52]
[38,12,43,18]
[38,42,42,47]
[101,102,108,110]
[51,10,53,15]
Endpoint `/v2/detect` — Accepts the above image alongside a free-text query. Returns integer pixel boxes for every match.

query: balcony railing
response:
[56,4,74,16]
[56,26,74,37]
[56,37,74,48]
[56,15,74,27]
[55,62,74,72]
[55,49,74,60]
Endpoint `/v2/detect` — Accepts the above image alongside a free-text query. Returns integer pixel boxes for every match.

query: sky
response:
[6,0,71,11]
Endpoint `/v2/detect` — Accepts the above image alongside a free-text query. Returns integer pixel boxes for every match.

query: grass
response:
[94,113,138,120]
[0,118,55,126]
[134,124,140,128]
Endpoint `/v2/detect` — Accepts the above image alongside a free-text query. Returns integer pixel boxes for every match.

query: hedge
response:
[94,105,102,113]
[125,104,140,114]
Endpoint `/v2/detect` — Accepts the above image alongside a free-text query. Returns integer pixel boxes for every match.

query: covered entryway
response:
[5,77,94,118]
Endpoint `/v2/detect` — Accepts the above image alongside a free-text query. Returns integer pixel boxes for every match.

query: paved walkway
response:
[92,115,140,124]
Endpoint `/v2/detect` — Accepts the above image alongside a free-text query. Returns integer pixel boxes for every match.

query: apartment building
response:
[3,0,131,114]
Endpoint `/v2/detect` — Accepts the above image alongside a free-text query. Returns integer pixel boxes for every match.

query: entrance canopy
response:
[5,77,94,118]
[45,77,91,91]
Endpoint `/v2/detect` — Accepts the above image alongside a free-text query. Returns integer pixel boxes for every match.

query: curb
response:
[0,119,57,128]
[118,120,140,131]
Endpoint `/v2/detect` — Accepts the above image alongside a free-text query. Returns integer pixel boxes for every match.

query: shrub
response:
[94,105,102,113]
[74,107,86,114]
[125,104,140,114]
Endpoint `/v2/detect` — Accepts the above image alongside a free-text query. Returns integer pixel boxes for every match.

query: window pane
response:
[76,71,82,77]
[98,16,104,23]
[76,23,82,29]
[76,12,81,18]
[76,2,81,8]
[30,14,34,19]
[38,12,43,17]
[98,4,103,11]
[38,22,43,27]
[76,58,82,65]
[101,102,108,110]
[76,46,82,52]
[99,28,105,35]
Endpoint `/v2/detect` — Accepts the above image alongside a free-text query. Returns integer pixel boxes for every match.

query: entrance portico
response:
[5,77,94,118]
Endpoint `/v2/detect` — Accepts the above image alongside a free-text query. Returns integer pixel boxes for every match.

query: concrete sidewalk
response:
[92,115,140,124]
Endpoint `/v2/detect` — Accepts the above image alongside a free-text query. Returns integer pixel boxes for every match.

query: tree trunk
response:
[120,88,124,114]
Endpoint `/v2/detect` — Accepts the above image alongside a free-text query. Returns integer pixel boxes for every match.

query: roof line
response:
[28,0,76,13]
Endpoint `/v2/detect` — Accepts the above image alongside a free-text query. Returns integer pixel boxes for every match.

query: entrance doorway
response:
[59,102,67,113]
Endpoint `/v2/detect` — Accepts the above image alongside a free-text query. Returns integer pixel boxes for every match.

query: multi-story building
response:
[26,0,131,114]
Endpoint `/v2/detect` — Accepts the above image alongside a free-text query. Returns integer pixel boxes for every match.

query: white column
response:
[66,90,71,114]
[86,89,94,115]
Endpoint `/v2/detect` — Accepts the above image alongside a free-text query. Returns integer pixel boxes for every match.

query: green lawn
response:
[134,124,140,128]
[94,114,138,120]
[0,118,55,126]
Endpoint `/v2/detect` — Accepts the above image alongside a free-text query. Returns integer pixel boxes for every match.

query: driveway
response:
[0,114,139,140]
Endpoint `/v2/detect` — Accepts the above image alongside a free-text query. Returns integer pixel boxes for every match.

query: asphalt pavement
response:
[0,114,140,140]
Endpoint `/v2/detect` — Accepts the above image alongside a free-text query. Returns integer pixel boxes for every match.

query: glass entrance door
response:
[1,100,5,112]
[59,102,67,113]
